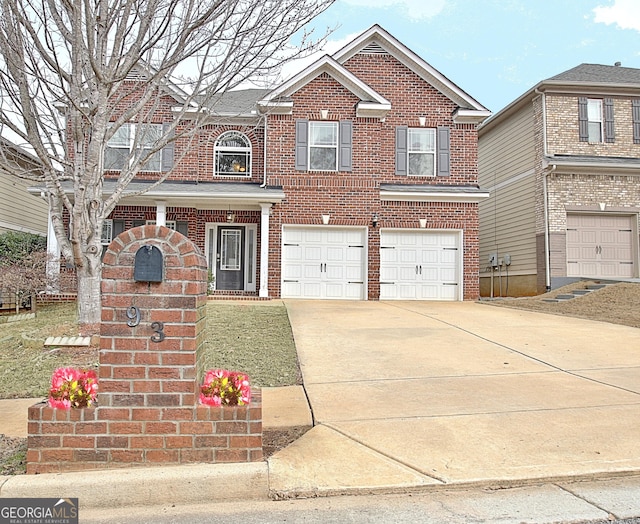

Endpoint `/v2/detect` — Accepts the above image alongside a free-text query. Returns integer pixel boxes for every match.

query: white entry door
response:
[281,227,366,299]
[380,230,461,300]
[566,214,635,278]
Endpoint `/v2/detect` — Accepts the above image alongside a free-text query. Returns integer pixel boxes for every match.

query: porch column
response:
[259,203,271,298]
[155,201,166,227]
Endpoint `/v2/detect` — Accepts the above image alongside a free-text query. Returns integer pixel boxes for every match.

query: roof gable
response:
[259,25,489,123]
[257,55,391,118]
[333,25,490,118]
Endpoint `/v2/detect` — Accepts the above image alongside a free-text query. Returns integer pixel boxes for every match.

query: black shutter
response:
[604,98,615,143]
[395,126,408,175]
[113,220,125,237]
[632,99,640,144]
[338,120,353,172]
[162,122,175,171]
[176,221,189,237]
[578,97,589,142]
[437,126,450,177]
[295,119,308,171]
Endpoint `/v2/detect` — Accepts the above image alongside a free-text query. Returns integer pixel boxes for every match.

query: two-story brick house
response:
[47,25,491,301]
[478,63,640,297]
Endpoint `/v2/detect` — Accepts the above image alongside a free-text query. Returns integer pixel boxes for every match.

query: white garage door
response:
[380,230,461,300]
[281,227,366,299]
[566,214,635,278]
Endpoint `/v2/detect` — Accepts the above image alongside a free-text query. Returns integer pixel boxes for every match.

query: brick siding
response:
[28,225,262,473]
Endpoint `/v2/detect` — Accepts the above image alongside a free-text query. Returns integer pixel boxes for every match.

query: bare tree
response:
[0,0,334,332]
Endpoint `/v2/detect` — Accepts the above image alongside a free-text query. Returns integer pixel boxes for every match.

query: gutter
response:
[543,164,556,292]
[261,113,268,188]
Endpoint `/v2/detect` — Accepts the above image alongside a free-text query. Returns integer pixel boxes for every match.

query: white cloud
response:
[341,0,446,20]
[593,0,640,32]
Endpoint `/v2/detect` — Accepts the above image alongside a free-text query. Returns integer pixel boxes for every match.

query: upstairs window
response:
[295,119,352,172]
[587,99,602,142]
[104,123,173,172]
[309,122,338,171]
[579,97,614,143]
[408,128,436,176]
[214,131,252,177]
[396,126,450,177]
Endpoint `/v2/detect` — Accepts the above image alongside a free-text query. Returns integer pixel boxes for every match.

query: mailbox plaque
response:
[134,245,163,282]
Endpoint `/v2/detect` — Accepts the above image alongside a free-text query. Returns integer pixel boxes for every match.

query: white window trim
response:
[146,219,177,230]
[105,123,163,172]
[308,121,339,172]
[408,127,436,177]
[214,131,252,178]
[101,219,113,245]
[587,99,603,143]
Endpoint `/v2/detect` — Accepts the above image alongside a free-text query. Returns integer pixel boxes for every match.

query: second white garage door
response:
[566,214,635,278]
[281,227,366,299]
[380,230,462,300]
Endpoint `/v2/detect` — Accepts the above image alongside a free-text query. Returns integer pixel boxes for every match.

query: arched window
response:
[214,131,252,177]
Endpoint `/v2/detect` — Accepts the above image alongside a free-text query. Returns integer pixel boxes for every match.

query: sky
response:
[284,0,640,113]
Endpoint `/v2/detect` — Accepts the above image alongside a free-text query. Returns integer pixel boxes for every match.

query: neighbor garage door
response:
[380,230,461,300]
[566,214,635,278]
[281,227,366,299]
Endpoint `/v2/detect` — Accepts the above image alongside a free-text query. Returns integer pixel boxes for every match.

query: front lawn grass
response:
[0,300,299,399]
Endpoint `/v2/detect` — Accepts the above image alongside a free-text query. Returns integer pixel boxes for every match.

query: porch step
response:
[542,282,613,304]
[44,336,91,347]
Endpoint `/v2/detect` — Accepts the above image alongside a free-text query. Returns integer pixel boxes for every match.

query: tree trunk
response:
[76,264,102,336]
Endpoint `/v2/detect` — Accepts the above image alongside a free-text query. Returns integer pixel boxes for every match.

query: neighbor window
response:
[408,128,436,176]
[587,99,603,143]
[214,131,252,177]
[309,122,338,171]
[104,123,164,171]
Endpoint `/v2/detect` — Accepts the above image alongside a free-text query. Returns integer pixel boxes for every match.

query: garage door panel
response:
[282,227,366,300]
[302,282,322,298]
[380,230,461,301]
[566,214,635,279]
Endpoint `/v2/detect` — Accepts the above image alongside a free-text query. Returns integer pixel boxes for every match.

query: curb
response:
[0,462,269,508]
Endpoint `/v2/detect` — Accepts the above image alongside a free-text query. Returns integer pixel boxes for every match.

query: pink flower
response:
[48,367,98,409]
[48,397,71,409]
[199,369,251,406]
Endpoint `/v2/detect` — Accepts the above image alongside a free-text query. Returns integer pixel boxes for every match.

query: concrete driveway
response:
[268,300,640,497]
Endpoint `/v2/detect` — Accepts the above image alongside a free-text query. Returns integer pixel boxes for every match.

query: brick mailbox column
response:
[27,226,262,473]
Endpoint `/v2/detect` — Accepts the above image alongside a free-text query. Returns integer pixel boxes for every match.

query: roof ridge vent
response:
[359,42,388,55]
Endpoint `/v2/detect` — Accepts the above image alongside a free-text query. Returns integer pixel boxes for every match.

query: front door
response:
[216,226,245,290]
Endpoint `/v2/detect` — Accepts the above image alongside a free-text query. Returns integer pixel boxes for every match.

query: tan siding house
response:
[478,63,640,296]
[0,141,48,235]
[479,103,537,296]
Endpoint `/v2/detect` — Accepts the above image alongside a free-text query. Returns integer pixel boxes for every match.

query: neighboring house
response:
[47,25,491,300]
[478,63,640,297]
[0,138,48,236]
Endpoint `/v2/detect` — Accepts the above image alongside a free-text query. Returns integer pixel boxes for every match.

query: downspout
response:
[260,113,268,188]
[543,164,556,292]
[535,87,553,292]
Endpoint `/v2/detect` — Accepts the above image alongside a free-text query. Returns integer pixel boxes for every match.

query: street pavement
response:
[1,300,640,521]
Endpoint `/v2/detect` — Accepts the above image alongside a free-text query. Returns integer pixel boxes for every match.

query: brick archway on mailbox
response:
[27,225,262,474]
